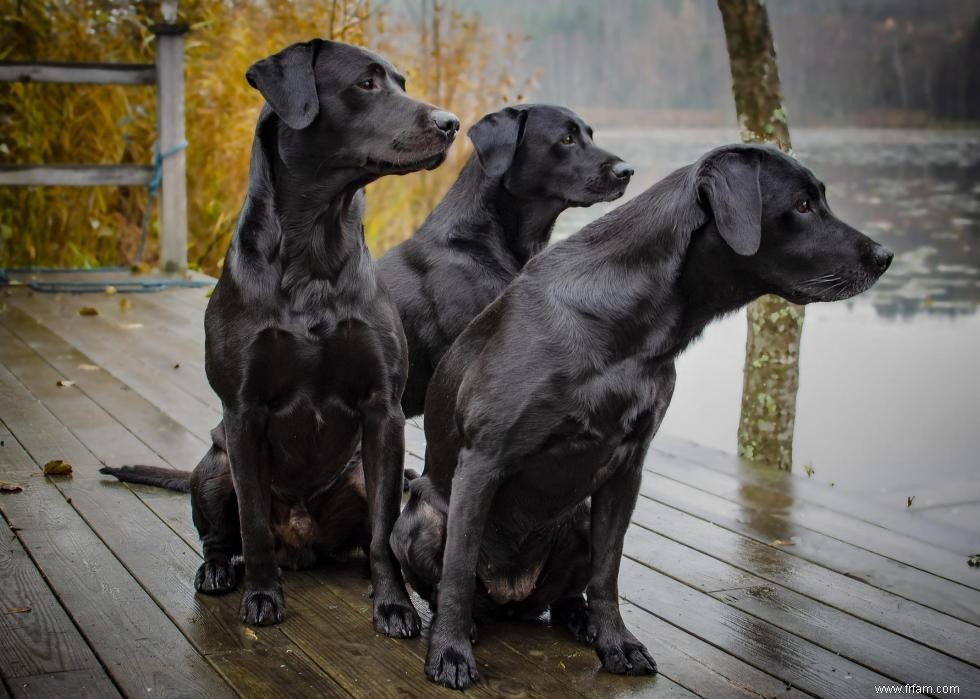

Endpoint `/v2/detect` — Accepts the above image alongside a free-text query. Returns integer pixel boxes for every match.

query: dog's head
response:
[246,40,459,179]
[468,105,632,207]
[695,145,893,304]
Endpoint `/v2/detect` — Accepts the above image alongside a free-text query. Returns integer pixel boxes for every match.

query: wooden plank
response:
[617,557,897,698]
[0,165,152,187]
[0,335,274,656]
[0,305,209,470]
[208,646,350,699]
[280,572,476,698]
[155,29,188,273]
[651,438,980,554]
[5,293,218,440]
[0,410,233,698]
[0,61,155,85]
[0,531,112,685]
[5,669,120,699]
[638,471,980,626]
[623,520,980,690]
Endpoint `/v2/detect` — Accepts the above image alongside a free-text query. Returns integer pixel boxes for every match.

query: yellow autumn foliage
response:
[0,0,530,273]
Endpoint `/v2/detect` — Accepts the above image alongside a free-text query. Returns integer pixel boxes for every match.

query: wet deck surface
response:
[1,272,978,698]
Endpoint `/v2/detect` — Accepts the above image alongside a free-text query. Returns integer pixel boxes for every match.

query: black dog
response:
[391,144,893,689]
[102,104,629,581]
[382,104,633,415]
[129,39,456,632]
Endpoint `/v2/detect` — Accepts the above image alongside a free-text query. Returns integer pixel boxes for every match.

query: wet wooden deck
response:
[1,271,978,698]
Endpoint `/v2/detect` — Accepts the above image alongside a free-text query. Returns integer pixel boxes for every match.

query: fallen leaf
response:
[119,297,132,311]
[78,364,100,372]
[43,459,72,476]
[771,539,796,547]
[907,496,915,508]
[205,287,214,298]
[968,554,980,567]
[0,480,23,493]
[244,627,258,641]
[104,285,117,296]
[130,261,151,275]
[120,322,143,330]
[558,660,566,670]
[173,363,180,369]
[802,463,815,478]
[56,379,75,388]
[78,307,98,316]
[4,606,31,615]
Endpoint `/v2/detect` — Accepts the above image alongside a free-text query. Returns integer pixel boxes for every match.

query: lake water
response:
[554,128,980,500]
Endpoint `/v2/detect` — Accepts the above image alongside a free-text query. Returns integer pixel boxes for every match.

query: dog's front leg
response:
[586,446,657,676]
[361,402,421,638]
[426,448,499,690]
[224,409,285,625]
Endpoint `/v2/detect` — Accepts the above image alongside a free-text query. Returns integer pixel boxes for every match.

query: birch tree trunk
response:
[718,0,803,470]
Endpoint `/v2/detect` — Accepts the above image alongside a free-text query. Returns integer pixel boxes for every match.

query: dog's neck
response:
[436,156,563,268]
[233,113,369,290]
[568,165,762,360]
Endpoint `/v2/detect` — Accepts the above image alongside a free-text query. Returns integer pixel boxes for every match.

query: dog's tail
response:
[99,465,192,493]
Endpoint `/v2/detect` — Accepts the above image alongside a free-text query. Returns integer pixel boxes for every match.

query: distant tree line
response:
[459,0,980,126]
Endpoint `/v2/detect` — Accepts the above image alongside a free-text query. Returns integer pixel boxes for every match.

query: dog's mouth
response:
[566,182,629,207]
[786,269,885,304]
[366,150,448,175]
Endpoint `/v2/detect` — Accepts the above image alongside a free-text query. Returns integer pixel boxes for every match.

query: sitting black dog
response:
[104,39,458,633]
[391,144,894,689]
[102,103,630,602]
[382,104,633,415]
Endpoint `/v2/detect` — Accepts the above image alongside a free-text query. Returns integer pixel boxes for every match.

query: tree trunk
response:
[718,0,803,470]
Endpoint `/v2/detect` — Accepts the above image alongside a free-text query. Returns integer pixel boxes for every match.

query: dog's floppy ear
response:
[468,107,528,178]
[698,151,762,256]
[246,40,320,130]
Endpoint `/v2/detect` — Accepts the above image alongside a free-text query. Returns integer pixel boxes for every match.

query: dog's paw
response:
[551,597,595,645]
[195,558,237,595]
[240,585,286,626]
[425,641,480,690]
[596,637,657,676]
[374,599,422,639]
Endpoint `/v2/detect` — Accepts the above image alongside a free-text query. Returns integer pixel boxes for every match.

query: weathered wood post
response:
[717,0,803,470]
[154,0,189,273]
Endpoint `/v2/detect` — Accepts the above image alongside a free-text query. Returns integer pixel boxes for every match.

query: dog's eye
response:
[357,78,376,91]
[560,134,575,145]
[796,199,813,214]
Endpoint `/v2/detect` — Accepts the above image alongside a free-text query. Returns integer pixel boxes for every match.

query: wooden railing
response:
[0,1,189,272]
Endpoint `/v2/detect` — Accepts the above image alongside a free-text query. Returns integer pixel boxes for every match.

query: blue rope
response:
[1,140,209,294]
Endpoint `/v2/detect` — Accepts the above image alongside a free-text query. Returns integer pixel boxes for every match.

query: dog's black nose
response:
[432,110,460,136]
[612,161,634,180]
[871,245,894,273]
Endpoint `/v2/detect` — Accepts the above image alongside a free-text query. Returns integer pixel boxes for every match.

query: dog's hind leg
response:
[190,437,242,596]
[361,402,422,638]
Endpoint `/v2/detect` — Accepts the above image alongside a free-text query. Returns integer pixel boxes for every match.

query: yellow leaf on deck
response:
[0,481,24,493]
[4,606,31,615]
[771,539,796,547]
[78,307,98,316]
[43,459,73,476]
[119,297,132,311]
[244,627,258,641]
[56,379,75,388]
[78,364,101,372]
[104,285,117,295]
[120,322,143,330]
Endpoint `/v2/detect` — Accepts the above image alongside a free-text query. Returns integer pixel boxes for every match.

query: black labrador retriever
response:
[382,104,633,416]
[147,39,456,632]
[102,104,630,580]
[391,144,893,689]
